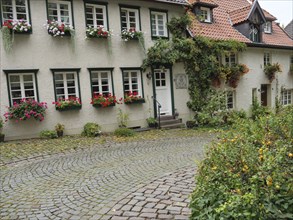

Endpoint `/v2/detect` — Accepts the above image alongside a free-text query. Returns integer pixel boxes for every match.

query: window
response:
[120,6,140,31]
[249,24,260,42]
[85,3,107,29]
[264,52,271,66]
[200,7,211,22]
[226,91,234,109]
[281,89,292,106]
[47,0,73,26]
[155,70,166,87]
[264,21,272,34]
[89,68,113,96]
[52,69,80,100]
[225,53,237,67]
[4,69,39,106]
[150,10,167,38]
[122,68,143,97]
[1,0,30,23]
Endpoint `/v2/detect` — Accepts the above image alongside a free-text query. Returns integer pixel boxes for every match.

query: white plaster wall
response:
[0,0,189,140]
[236,47,293,111]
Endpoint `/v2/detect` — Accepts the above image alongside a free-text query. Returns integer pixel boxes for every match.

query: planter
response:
[87,35,109,39]
[93,103,115,108]
[148,122,158,128]
[56,105,82,111]
[10,29,32,35]
[125,99,145,105]
[56,130,63,137]
[48,30,71,37]
[0,134,4,142]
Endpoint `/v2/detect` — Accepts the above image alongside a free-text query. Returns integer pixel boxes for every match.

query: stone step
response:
[159,118,182,126]
[160,123,185,129]
[157,115,175,121]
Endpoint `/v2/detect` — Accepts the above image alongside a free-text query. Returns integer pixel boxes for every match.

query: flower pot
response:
[0,134,5,142]
[56,130,63,137]
[148,122,158,128]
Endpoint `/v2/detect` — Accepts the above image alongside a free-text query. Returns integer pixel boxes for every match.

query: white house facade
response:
[1,0,292,140]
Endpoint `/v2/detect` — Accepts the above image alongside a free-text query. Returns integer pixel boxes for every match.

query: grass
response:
[0,128,216,166]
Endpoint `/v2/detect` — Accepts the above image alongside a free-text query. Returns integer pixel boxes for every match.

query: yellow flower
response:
[289,153,293,158]
[212,166,217,170]
[266,176,273,187]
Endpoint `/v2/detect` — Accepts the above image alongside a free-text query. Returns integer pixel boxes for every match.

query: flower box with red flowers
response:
[3,19,32,34]
[124,92,145,104]
[86,26,111,39]
[45,20,73,37]
[121,28,143,41]
[53,97,82,111]
[91,93,120,108]
[4,99,47,122]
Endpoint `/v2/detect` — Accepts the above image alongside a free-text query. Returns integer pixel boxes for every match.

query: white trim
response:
[281,89,292,106]
[91,70,112,96]
[48,0,72,26]
[54,72,79,99]
[121,7,140,31]
[151,11,167,37]
[1,0,30,23]
[264,21,272,34]
[123,70,142,96]
[85,3,107,29]
[200,7,211,23]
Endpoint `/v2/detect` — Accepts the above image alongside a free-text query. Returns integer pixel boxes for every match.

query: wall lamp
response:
[146,72,152,79]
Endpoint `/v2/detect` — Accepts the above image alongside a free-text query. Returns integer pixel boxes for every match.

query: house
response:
[0,0,292,140]
[0,0,190,140]
[187,0,293,110]
[285,20,293,39]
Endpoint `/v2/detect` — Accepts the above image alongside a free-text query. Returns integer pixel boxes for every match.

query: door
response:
[261,84,268,106]
[154,69,172,115]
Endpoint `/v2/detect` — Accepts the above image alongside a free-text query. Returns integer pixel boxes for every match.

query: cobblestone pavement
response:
[0,135,212,219]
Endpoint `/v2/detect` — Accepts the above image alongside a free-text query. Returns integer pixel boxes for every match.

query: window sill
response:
[56,105,82,111]
[93,103,115,108]
[151,36,169,40]
[125,98,145,104]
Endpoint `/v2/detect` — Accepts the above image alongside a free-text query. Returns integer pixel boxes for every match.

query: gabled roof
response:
[188,0,293,48]
[153,0,188,5]
[247,0,266,24]
[285,20,293,39]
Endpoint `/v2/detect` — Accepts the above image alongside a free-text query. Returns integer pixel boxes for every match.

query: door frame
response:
[151,66,175,118]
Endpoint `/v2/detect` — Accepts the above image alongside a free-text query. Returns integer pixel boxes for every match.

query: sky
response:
[258,0,293,27]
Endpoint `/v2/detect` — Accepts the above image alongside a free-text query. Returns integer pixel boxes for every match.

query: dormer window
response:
[249,24,260,42]
[264,21,272,33]
[200,7,211,22]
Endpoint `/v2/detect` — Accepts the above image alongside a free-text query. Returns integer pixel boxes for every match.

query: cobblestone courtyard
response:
[0,134,213,219]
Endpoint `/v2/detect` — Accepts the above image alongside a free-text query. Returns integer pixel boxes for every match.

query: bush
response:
[186,120,197,128]
[82,123,101,137]
[190,106,293,220]
[251,97,271,120]
[114,128,135,137]
[40,130,58,139]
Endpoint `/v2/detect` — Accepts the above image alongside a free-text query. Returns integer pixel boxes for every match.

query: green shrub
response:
[190,106,293,220]
[186,120,197,128]
[40,130,58,139]
[251,97,271,120]
[114,128,135,137]
[82,123,101,137]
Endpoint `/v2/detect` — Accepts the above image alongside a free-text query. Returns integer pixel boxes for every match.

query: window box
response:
[56,105,82,111]
[124,98,145,104]
[86,26,111,39]
[93,103,115,108]
[121,28,143,41]
[46,20,73,37]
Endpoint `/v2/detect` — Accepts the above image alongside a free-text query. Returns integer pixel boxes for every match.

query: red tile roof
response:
[188,0,293,47]
[189,0,218,7]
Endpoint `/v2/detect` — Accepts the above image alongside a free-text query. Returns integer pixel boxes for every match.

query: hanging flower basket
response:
[264,63,282,82]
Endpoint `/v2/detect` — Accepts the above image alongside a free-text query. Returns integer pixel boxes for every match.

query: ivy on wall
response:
[142,14,248,113]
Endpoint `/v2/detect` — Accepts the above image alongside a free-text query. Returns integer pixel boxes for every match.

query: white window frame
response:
[1,0,30,23]
[47,0,73,26]
[90,70,112,96]
[122,69,143,97]
[264,21,272,34]
[151,11,167,37]
[120,7,140,31]
[249,24,260,42]
[264,52,271,66]
[226,91,235,109]
[200,7,211,23]
[54,72,79,100]
[8,73,37,105]
[225,53,237,67]
[85,3,107,29]
[281,89,292,106]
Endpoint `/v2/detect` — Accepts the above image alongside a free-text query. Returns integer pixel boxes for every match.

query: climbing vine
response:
[142,14,248,113]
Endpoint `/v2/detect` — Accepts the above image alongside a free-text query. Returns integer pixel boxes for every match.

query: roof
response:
[285,20,293,39]
[189,0,218,8]
[153,0,188,5]
[188,0,293,48]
